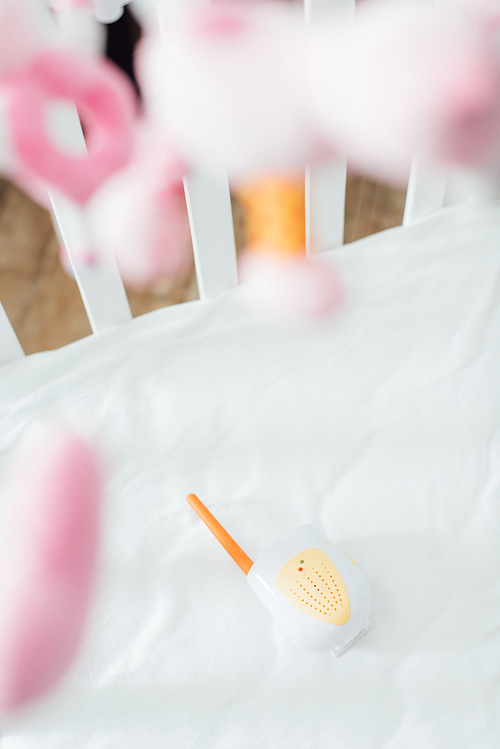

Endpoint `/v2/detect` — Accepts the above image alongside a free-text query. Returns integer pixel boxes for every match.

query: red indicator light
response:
[298,567,303,571]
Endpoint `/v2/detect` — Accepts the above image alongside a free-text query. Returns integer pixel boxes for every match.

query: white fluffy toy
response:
[138,0,500,183]
[137,1,321,182]
[308,0,500,184]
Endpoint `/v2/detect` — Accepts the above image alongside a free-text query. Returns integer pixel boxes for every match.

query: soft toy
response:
[0,0,137,206]
[307,0,500,184]
[138,0,500,184]
[236,176,343,327]
[137,1,321,182]
[0,425,102,715]
[0,0,192,291]
[3,48,137,203]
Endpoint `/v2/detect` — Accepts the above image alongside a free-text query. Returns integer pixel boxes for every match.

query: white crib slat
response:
[53,4,105,54]
[305,161,346,253]
[42,6,131,333]
[304,0,355,252]
[403,0,450,226]
[50,192,132,333]
[47,101,132,333]
[0,302,24,365]
[183,173,238,300]
[158,2,236,298]
[403,156,447,226]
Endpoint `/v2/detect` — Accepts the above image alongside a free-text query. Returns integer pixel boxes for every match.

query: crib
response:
[0,0,500,747]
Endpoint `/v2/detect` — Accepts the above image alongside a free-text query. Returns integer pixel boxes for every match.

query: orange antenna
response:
[187,494,253,575]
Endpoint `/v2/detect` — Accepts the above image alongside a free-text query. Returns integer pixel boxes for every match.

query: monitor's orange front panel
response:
[275,547,351,625]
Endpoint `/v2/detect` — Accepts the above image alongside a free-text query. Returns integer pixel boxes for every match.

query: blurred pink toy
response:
[235,175,343,327]
[87,123,193,286]
[137,1,320,181]
[0,0,136,205]
[2,48,137,203]
[0,426,102,715]
[239,252,343,329]
[308,0,500,183]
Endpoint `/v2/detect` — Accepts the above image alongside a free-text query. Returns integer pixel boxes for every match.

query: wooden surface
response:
[0,174,405,355]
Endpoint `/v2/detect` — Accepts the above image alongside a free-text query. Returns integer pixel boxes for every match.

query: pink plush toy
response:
[0,0,137,205]
[87,123,193,286]
[0,426,102,714]
[2,48,137,203]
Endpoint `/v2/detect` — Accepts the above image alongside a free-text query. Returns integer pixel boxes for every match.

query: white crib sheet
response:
[1,202,500,748]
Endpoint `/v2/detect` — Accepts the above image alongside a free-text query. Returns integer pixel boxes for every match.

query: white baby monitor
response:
[187,494,371,656]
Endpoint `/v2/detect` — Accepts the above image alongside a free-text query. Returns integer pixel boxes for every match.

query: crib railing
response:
[183,173,238,301]
[47,101,133,334]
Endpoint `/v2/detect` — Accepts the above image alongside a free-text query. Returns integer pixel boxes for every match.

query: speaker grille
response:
[275,547,350,625]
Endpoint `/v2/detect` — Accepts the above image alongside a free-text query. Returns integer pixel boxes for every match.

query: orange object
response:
[236,175,306,257]
[187,494,254,575]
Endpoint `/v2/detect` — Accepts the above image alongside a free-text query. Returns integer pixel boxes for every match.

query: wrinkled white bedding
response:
[1,202,500,748]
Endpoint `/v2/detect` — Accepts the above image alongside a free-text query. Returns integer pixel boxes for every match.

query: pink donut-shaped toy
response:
[5,49,136,203]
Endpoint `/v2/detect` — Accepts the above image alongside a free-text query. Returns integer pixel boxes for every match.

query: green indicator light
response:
[299,560,304,564]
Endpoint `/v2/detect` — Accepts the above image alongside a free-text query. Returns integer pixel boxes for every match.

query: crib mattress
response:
[0,202,499,748]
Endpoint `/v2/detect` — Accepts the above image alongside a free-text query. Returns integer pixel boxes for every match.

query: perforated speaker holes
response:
[287,563,345,616]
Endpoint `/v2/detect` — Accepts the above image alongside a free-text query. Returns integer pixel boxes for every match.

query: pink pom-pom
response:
[0,426,102,714]
[239,251,343,328]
